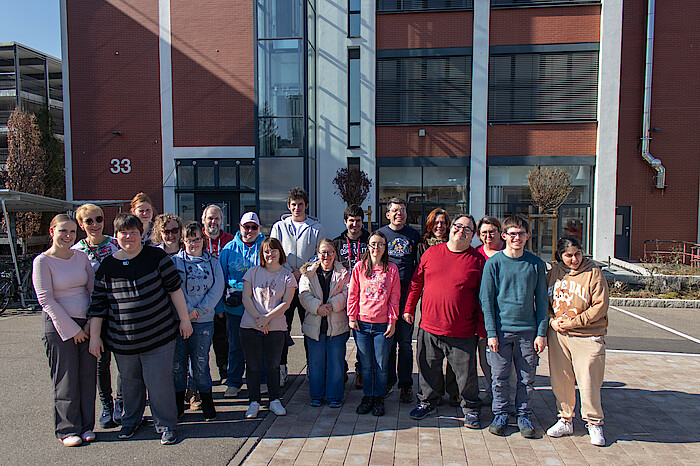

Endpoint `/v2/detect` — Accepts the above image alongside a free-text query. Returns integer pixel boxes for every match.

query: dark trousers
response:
[114,340,177,433]
[387,288,414,388]
[416,328,481,415]
[97,320,122,405]
[212,314,229,380]
[240,328,285,402]
[443,339,492,395]
[280,290,307,365]
[42,314,96,438]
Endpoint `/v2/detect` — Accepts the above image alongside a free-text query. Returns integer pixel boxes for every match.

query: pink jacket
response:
[347,261,400,324]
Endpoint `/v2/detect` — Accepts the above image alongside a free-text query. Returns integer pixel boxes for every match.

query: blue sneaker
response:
[518,415,536,438]
[329,400,342,409]
[409,402,435,420]
[464,411,480,429]
[489,413,509,436]
[310,399,323,407]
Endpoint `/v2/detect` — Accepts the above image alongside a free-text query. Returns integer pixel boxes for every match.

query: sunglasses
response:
[242,224,259,231]
[163,227,180,236]
[83,216,103,226]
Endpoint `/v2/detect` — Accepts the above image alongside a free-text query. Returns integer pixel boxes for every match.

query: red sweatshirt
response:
[405,243,486,338]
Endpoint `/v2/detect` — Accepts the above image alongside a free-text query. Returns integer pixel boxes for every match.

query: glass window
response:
[307,44,316,123]
[240,164,255,189]
[259,157,304,232]
[219,166,237,187]
[197,165,215,187]
[308,120,316,159]
[178,193,196,223]
[258,40,303,117]
[257,0,303,39]
[259,117,303,156]
[349,0,361,37]
[378,0,473,12]
[378,167,422,229]
[423,166,469,218]
[177,164,194,188]
[307,2,316,46]
[348,48,360,147]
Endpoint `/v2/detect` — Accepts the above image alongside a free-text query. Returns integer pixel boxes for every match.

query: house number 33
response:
[110,158,131,174]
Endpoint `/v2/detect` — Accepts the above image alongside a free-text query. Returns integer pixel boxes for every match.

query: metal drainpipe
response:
[641,0,666,189]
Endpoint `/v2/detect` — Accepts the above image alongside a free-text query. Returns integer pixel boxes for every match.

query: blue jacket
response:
[217,231,265,316]
[172,250,225,323]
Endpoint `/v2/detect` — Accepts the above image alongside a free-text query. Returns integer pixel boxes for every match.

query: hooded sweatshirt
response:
[333,228,370,272]
[299,260,350,340]
[173,249,225,323]
[270,214,326,270]
[547,258,609,337]
[217,231,265,316]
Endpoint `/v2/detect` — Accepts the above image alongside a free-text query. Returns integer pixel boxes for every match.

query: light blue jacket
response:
[217,231,265,316]
[173,250,225,323]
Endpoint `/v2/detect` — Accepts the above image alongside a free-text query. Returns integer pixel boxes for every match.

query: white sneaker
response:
[587,423,605,446]
[61,435,82,447]
[245,401,261,419]
[270,398,287,416]
[280,365,288,387]
[547,419,574,438]
[260,384,268,395]
[224,386,240,398]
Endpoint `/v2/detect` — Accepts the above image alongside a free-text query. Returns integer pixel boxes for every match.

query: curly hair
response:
[151,213,183,246]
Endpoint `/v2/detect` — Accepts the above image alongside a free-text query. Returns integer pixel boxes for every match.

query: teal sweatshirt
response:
[479,250,548,338]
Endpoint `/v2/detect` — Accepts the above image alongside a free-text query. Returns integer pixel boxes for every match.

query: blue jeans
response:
[226,313,245,388]
[354,321,392,398]
[306,332,349,402]
[173,322,214,392]
[487,331,538,416]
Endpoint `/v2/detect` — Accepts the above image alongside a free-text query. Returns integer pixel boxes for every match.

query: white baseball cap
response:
[240,212,260,226]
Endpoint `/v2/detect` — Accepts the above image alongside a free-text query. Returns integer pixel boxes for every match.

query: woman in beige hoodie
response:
[546,237,609,447]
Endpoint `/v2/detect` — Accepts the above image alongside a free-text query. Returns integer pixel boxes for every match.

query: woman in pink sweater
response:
[347,231,400,417]
[33,214,96,447]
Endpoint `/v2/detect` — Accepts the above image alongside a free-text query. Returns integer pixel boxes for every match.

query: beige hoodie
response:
[547,258,609,337]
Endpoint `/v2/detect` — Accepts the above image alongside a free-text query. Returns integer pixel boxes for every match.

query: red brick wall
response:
[490,5,600,46]
[377,12,473,49]
[487,123,597,157]
[617,0,700,260]
[171,0,255,146]
[376,126,470,158]
[66,0,164,210]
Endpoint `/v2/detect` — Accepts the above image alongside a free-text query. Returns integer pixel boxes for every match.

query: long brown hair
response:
[151,213,183,246]
[361,231,389,278]
[130,192,157,217]
[422,208,451,242]
[259,237,287,267]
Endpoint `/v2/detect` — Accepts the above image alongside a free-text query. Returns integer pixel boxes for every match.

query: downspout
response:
[641,0,666,189]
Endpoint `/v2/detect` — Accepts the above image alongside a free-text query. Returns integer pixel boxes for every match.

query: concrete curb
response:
[610,297,700,308]
[228,369,306,466]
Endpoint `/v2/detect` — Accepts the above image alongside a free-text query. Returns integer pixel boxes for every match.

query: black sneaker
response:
[99,402,116,428]
[489,413,509,436]
[409,402,435,420]
[464,411,480,429]
[118,424,139,439]
[400,386,414,403]
[160,430,177,445]
[113,399,124,425]
[518,415,536,439]
[372,397,385,416]
[356,396,374,415]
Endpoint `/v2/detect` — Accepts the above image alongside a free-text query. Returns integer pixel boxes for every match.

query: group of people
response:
[34,188,609,448]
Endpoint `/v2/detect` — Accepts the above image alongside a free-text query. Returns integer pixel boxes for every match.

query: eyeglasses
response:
[368,242,386,249]
[263,249,280,255]
[184,237,204,244]
[452,224,474,234]
[241,224,259,231]
[480,230,499,236]
[505,231,528,239]
[319,251,335,256]
[163,227,180,236]
[83,216,103,226]
[388,208,406,214]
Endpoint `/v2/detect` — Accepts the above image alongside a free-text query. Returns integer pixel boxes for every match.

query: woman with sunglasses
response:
[130,192,156,246]
[152,213,184,256]
[72,204,122,429]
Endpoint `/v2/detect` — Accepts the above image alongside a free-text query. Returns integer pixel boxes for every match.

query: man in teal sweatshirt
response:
[479,215,548,439]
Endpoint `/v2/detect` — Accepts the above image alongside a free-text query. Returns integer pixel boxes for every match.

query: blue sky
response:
[0,0,62,58]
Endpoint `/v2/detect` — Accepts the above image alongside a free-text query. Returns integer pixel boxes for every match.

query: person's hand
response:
[488,337,499,353]
[189,310,200,321]
[73,329,88,345]
[402,313,414,324]
[180,320,193,339]
[384,321,396,338]
[534,336,547,354]
[82,322,91,337]
[349,320,359,331]
[551,317,566,333]
[89,336,103,358]
[256,314,271,331]
[558,318,574,331]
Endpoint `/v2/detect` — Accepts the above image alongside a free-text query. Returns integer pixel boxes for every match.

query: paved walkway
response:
[244,342,700,465]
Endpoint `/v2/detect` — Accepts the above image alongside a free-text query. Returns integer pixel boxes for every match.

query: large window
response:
[492,0,599,7]
[488,50,599,122]
[349,0,360,37]
[378,0,473,12]
[348,48,360,147]
[377,55,471,125]
[378,165,469,230]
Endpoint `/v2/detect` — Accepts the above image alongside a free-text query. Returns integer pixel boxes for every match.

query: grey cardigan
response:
[299,260,350,341]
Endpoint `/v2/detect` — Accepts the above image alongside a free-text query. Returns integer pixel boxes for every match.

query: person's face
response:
[386,203,406,228]
[345,215,363,236]
[561,246,583,271]
[50,221,77,249]
[288,199,307,219]
[79,210,104,239]
[132,202,153,226]
[161,220,181,248]
[479,223,501,246]
[449,217,475,243]
[503,227,530,250]
[116,228,142,252]
[240,222,260,242]
[184,232,204,256]
[433,214,448,239]
[318,244,336,270]
[203,208,222,236]
[367,235,386,262]
[262,244,281,266]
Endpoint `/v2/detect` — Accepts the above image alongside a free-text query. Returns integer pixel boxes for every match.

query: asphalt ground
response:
[0,303,698,465]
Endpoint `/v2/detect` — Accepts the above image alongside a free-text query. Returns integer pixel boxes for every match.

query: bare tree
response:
[332,167,372,207]
[527,167,573,214]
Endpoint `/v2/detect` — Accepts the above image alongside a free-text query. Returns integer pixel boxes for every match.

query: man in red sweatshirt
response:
[403,214,486,428]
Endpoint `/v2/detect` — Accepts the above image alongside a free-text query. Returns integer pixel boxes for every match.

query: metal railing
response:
[643,239,700,268]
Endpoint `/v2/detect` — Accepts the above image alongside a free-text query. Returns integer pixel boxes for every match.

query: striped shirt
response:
[87,246,182,355]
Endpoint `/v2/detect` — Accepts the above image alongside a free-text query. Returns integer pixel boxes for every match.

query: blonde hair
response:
[50,213,75,230]
[75,203,103,226]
